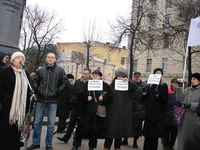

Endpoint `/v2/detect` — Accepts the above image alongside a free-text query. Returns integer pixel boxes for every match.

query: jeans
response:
[33,102,57,147]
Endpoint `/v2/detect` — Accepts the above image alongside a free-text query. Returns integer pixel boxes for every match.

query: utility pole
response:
[0,0,26,54]
[85,41,91,69]
[188,46,192,86]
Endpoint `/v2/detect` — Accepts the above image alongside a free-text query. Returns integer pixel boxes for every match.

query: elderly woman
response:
[178,73,200,150]
[0,51,30,150]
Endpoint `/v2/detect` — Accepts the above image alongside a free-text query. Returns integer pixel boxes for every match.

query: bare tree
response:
[111,0,153,79]
[83,20,100,69]
[165,0,200,84]
[20,5,62,72]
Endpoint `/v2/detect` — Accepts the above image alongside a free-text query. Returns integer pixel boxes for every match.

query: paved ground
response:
[21,126,178,150]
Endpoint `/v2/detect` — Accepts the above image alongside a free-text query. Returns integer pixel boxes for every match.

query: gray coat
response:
[178,86,200,150]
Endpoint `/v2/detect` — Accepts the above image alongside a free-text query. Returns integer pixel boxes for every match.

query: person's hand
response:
[88,96,92,101]
[184,103,191,109]
[99,95,103,101]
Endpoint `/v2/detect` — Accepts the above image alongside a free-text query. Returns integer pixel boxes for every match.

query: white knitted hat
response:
[11,51,25,62]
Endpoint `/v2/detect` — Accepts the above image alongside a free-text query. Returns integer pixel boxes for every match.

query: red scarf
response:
[168,85,176,95]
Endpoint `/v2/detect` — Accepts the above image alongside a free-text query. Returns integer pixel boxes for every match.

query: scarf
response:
[168,85,176,95]
[9,68,28,128]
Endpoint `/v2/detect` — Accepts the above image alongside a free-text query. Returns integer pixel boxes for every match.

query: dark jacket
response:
[80,81,112,138]
[164,86,179,126]
[132,81,146,120]
[0,67,30,150]
[143,83,168,138]
[0,53,8,71]
[106,80,138,138]
[35,64,65,103]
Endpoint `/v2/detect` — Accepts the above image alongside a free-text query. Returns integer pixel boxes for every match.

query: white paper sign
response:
[115,80,129,91]
[88,80,103,91]
[187,17,200,47]
[147,74,162,85]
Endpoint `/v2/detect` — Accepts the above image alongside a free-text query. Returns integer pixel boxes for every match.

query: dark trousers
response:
[73,115,97,148]
[63,110,79,142]
[73,127,97,148]
[57,103,70,132]
[143,137,159,150]
[163,125,178,148]
[104,138,122,149]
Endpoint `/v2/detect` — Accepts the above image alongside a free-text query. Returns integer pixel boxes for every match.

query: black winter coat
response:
[143,83,168,138]
[0,67,30,150]
[73,80,112,138]
[35,64,65,103]
[106,80,138,138]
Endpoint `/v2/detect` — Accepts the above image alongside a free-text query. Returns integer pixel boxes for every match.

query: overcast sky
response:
[27,0,131,44]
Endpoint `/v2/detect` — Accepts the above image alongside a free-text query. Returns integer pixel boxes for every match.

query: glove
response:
[196,105,200,117]
[0,103,2,112]
[183,103,191,109]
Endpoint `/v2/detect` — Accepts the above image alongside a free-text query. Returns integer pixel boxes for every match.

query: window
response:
[148,36,154,49]
[133,59,138,72]
[146,59,152,73]
[162,58,168,72]
[166,0,173,8]
[163,15,170,28]
[66,65,70,73]
[163,34,170,48]
[148,13,157,30]
[71,51,84,64]
[121,57,126,65]
[149,0,157,6]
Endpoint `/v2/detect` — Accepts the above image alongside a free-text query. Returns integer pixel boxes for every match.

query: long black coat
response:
[73,80,112,138]
[143,83,168,138]
[0,67,30,150]
[132,81,145,136]
[106,81,138,138]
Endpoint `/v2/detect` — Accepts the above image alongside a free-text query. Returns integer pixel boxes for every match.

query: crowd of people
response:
[0,51,200,150]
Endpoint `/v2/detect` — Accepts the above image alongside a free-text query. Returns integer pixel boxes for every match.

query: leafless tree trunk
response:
[20,5,62,72]
[83,20,100,69]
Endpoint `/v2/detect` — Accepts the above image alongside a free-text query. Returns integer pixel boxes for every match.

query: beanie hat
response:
[10,51,25,63]
[115,68,128,78]
[92,70,103,77]
[66,74,74,79]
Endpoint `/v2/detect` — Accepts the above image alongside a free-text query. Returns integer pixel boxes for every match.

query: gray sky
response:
[27,0,131,43]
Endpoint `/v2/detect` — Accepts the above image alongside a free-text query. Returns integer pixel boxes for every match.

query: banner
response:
[115,80,129,91]
[147,74,162,85]
[187,17,200,47]
[88,80,103,91]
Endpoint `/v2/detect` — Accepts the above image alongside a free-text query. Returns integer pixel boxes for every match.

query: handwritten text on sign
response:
[147,74,162,85]
[115,80,129,91]
[88,80,103,91]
